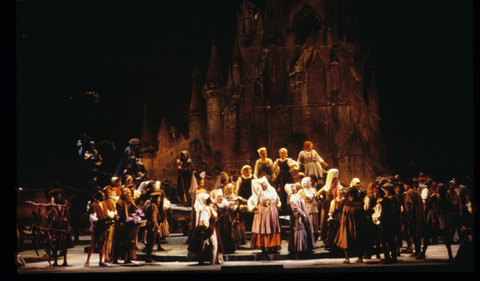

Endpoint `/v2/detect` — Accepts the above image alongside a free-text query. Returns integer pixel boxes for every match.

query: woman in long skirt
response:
[285,183,316,252]
[316,169,342,242]
[272,148,299,214]
[325,187,345,250]
[248,177,282,253]
[298,176,320,241]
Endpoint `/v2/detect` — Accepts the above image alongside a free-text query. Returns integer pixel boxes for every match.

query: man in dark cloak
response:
[177,150,193,206]
[334,187,367,264]
[114,138,139,177]
[404,178,424,257]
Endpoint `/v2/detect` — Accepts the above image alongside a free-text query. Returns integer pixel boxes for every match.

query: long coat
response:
[404,189,424,239]
[334,199,366,250]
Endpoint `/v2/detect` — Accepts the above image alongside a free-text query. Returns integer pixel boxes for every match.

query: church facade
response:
[142,0,387,188]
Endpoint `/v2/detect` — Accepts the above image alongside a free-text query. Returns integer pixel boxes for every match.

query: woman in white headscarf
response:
[254,147,274,182]
[285,183,316,253]
[298,177,320,240]
[185,172,207,244]
[316,169,342,242]
[211,171,230,197]
[248,177,282,253]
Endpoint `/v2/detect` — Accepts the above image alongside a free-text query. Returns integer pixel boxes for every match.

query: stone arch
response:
[292,5,323,44]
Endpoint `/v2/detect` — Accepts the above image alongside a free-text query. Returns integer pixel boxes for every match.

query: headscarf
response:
[350,178,360,187]
[285,183,301,206]
[301,176,315,200]
[240,165,253,179]
[194,193,211,212]
[180,150,192,165]
[257,147,267,157]
[189,171,206,196]
[322,169,341,192]
[111,177,120,185]
[211,189,223,202]
[279,148,288,157]
[214,171,230,190]
[247,176,278,211]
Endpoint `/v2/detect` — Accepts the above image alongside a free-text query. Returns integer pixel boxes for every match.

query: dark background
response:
[16,0,473,188]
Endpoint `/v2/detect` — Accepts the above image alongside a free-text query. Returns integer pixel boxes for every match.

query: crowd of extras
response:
[63,139,474,266]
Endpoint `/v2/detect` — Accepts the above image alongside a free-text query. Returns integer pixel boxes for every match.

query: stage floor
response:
[17,233,473,273]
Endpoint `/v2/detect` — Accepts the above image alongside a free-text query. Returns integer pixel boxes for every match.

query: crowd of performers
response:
[50,138,474,266]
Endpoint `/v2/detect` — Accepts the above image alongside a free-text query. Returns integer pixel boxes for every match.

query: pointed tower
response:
[188,69,206,144]
[262,0,285,45]
[202,41,226,153]
[157,118,170,154]
[231,37,243,89]
[237,0,257,50]
[140,102,155,154]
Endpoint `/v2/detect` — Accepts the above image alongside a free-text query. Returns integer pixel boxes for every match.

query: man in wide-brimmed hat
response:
[114,138,140,177]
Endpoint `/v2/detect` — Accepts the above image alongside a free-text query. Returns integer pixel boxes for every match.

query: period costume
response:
[404,187,424,255]
[103,192,117,261]
[334,190,367,258]
[317,169,342,241]
[298,177,320,240]
[372,188,398,263]
[236,166,254,201]
[350,178,367,201]
[212,189,238,254]
[236,165,254,231]
[114,139,139,177]
[273,149,299,213]
[85,193,112,267]
[363,188,381,259]
[143,193,161,262]
[187,197,224,265]
[177,150,193,205]
[297,149,327,179]
[325,188,345,250]
[285,183,316,252]
[186,171,207,244]
[248,177,282,252]
[419,183,454,260]
[254,148,274,182]
[224,185,247,247]
[113,198,139,263]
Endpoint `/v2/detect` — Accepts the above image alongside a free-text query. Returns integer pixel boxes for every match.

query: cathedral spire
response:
[204,40,225,89]
[157,118,170,154]
[226,67,235,91]
[189,69,203,114]
[262,0,285,45]
[232,35,242,63]
[189,69,206,143]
